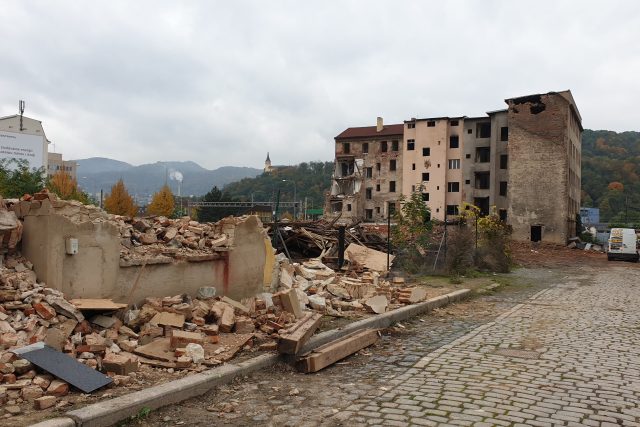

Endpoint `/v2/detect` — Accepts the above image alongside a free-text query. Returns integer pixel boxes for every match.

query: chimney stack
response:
[376,117,383,132]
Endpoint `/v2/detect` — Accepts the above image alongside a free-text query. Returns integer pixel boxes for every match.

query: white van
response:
[607,228,639,261]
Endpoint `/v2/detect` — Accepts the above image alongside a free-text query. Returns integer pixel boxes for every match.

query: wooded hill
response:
[582,129,640,224]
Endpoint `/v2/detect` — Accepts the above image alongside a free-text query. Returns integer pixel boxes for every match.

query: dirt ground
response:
[6,242,623,426]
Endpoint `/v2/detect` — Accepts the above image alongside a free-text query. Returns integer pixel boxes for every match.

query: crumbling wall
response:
[21,197,271,303]
[506,93,571,244]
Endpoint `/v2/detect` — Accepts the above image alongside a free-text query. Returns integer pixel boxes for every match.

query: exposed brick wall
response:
[507,93,573,244]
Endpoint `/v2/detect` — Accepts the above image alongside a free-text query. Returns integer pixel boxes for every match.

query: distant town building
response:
[327,90,582,245]
[47,152,77,180]
[0,113,49,171]
[264,152,273,173]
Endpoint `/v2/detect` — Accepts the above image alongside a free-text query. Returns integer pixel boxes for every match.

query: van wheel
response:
[607,255,613,261]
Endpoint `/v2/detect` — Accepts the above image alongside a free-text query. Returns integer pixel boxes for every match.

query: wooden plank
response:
[68,298,127,310]
[277,312,322,355]
[297,329,379,373]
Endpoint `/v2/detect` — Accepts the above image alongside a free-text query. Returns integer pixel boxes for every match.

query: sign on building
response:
[0,130,45,170]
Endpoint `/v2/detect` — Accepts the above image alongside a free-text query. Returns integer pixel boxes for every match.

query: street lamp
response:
[281,179,297,220]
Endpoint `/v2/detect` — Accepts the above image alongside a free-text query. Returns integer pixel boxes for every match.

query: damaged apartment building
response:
[327,90,582,244]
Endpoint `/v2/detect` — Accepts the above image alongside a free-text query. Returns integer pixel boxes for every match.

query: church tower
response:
[264,152,273,173]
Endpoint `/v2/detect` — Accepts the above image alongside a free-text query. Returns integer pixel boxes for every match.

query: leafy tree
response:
[607,181,624,191]
[104,179,138,217]
[147,184,175,217]
[391,186,433,273]
[197,186,238,222]
[0,159,46,198]
[47,171,90,204]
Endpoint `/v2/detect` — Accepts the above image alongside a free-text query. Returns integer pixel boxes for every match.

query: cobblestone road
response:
[143,265,640,426]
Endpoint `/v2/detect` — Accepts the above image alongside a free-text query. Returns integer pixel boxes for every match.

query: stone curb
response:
[31,288,471,427]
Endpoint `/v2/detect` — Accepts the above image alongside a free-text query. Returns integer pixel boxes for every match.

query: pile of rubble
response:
[567,236,605,252]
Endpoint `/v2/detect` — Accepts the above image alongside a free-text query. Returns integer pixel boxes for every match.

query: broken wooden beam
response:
[277,312,322,355]
[296,329,379,373]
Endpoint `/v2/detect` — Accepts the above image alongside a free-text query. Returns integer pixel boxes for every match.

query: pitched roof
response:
[335,124,404,140]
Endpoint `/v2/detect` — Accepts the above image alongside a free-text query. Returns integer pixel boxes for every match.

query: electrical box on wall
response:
[65,238,78,255]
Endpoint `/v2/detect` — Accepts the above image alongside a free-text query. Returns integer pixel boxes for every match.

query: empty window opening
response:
[390,159,396,171]
[423,147,430,156]
[332,201,343,213]
[365,209,373,220]
[449,135,459,149]
[476,122,491,138]
[447,182,460,193]
[381,141,388,152]
[407,123,415,129]
[412,163,416,170]
[500,154,508,169]
[475,172,490,189]
[362,142,369,153]
[465,179,471,185]
[376,184,380,191]
[422,173,430,181]
[427,121,436,127]
[422,193,429,201]
[366,188,372,200]
[376,162,381,171]
[407,139,415,150]
[392,140,399,151]
[389,181,396,192]
[531,225,542,242]
[343,142,350,153]
[450,120,459,126]
[500,127,508,142]
[476,147,491,163]
[446,205,459,216]
[365,167,373,178]
[475,197,490,216]
[499,209,507,221]
[347,204,352,212]
[467,128,472,134]
[499,181,507,196]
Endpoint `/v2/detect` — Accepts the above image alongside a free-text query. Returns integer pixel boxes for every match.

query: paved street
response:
[144,265,640,426]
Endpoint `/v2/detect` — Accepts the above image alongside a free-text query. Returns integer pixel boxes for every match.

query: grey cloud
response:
[0,1,638,169]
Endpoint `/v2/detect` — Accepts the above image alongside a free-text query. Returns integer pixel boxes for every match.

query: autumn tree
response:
[104,179,138,217]
[47,171,89,203]
[147,184,175,217]
[607,181,624,191]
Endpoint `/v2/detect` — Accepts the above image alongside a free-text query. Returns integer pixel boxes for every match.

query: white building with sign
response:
[0,114,49,171]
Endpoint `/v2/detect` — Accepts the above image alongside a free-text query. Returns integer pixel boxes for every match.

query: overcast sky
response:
[1,1,638,169]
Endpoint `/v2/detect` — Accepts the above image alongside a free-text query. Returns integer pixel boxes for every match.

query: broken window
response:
[390,159,396,171]
[376,183,380,191]
[389,181,396,192]
[363,142,369,153]
[499,209,507,221]
[448,159,460,169]
[475,197,490,216]
[446,205,459,216]
[500,154,508,169]
[450,120,459,126]
[500,127,508,142]
[375,206,380,214]
[347,204,352,212]
[499,181,507,196]
[343,142,350,154]
[475,172,490,189]
[447,182,460,193]
[449,136,459,149]
[376,162,380,171]
[407,139,415,150]
[427,121,436,127]
[422,172,429,181]
[392,140,399,151]
[366,167,373,178]
[332,201,343,213]
[366,188,372,200]
[476,147,490,163]
[477,122,491,138]
[423,147,430,156]
[365,209,373,220]
[381,141,388,152]
[422,193,429,201]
